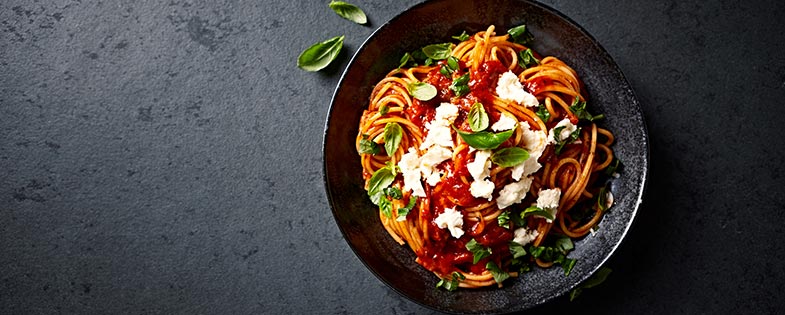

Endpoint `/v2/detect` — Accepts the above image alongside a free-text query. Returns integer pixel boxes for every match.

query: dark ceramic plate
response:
[323,0,648,313]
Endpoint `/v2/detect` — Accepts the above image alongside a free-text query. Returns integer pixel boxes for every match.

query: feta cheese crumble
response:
[466,150,495,200]
[491,113,517,131]
[434,207,464,238]
[536,188,562,222]
[496,177,534,209]
[511,122,547,181]
[496,71,539,107]
[420,102,459,150]
[399,148,426,197]
[547,118,578,144]
[512,226,539,246]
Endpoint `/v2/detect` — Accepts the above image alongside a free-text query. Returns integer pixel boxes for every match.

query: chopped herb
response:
[554,236,574,253]
[553,126,581,155]
[597,185,609,212]
[491,147,529,167]
[396,196,417,221]
[569,97,605,122]
[468,103,489,132]
[439,66,451,77]
[367,165,396,205]
[562,258,577,276]
[452,30,470,41]
[498,211,511,229]
[466,239,492,264]
[509,241,527,258]
[398,52,414,68]
[383,187,402,200]
[297,35,344,72]
[522,205,554,221]
[379,104,389,115]
[421,43,453,60]
[423,57,433,66]
[379,195,393,218]
[447,56,460,71]
[454,127,515,150]
[536,103,551,122]
[328,1,367,25]
[450,73,470,97]
[383,122,403,155]
[358,134,380,155]
[518,48,540,69]
[436,271,465,291]
[605,158,623,176]
[486,261,510,284]
[570,267,612,301]
[508,24,535,45]
[407,82,437,101]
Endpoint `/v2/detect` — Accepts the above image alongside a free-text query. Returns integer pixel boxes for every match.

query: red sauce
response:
[524,76,553,95]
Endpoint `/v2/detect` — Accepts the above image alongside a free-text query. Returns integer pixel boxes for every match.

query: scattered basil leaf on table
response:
[570,267,612,301]
[491,147,529,167]
[407,82,437,101]
[328,1,367,24]
[297,35,344,71]
[468,102,489,132]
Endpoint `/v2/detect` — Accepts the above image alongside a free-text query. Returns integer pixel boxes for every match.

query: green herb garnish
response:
[452,31,470,41]
[407,82,437,101]
[491,147,529,167]
[569,97,604,122]
[454,127,514,150]
[297,35,344,72]
[486,261,510,284]
[522,205,554,221]
[536,103,551,122]
[498,211,511,229]
[466,239,492,264]
[553,126,581,155]
[383,122,403,155]
[450,73,470,97]
[396,196,417,221]
[468,103,489,132]
[421,43,453,60]
[436,271,465,291]
[328,1,367,25]
[570,267,612,301]
[518,48,540,69]
[358,134,380,155]
[508,24,534,45]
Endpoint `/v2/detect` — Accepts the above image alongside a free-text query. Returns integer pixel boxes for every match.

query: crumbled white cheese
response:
[512,226,539,246]
[434,207,464,238]
[419,146,452,187]
[425,171,442,186]
[547,118,578,144]
[496,177,534,209]
[511,122,547,180]
[434,102,459,123]
[491,113,517,131]
[470,179,495,200]
[420,103,459,150]
[536,188,562,222]
[399,148,426,197]
[466,150,492,181]
[496,71,539,107]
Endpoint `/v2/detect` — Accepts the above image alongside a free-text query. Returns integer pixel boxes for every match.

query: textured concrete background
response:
[1,0,784,314]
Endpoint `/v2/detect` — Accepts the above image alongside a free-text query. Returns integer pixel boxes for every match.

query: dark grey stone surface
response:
[1,0,783,314]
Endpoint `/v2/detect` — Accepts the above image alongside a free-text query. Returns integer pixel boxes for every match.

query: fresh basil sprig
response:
[367,165,396,206]
[491,147,529,167]
[383,122,403,155]
[440,56,461,77]
[454,127,514,150]
[508,24,535,45]
[518,48,540,69]
[297,35,344,72]
[421,43,453,60]
[358,134,380,155]
[450,73,470,97]
[466,239,492,264]
[486,261,510,284]
[468,103,489,132]
[436,271,465,291]
[569,97,604,122]
[328,1,367,25]
[452,30,470,41]
[407,82,437,101]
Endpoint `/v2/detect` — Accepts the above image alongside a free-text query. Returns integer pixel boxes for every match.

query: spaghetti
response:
[356,25,617,289]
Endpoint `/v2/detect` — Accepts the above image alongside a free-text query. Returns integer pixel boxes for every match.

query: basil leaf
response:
[440,66,451,78]
[454,128,514,150]
[468,103,489,132]
[509,241,527,258]
[421,43,453,60]
[407,82,437,101]
[466,239,492,264]
[447,56,460,71]
[491,147,529,167]
[522,205,554,220]
[536,103,551,122]
[328,1,367,25]
[450,73,470,97]
[597,186,609,212]
[562,258,577,276]
[297,35,344,72]
[424,57,433,66]
[528,245,545,258]
[508,24,534,45]
[367,166,396,202]
[452,30,470,41]
[554,236,574,253]
[486,261,510,284]
[379,104,389,116]
[605,158,623,176]
[383,122,403,155]
[518,48,540,69]
[569,97,604,122]
[436,271,465,291]
[497,211,511,229]
[570,267,612,301]
[384,187,402,200]
[399,52,414,68]
[358,136,380,155]
[379,196,393,218]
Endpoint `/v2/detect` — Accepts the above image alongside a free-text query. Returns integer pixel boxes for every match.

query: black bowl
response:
[323,0,649,313]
